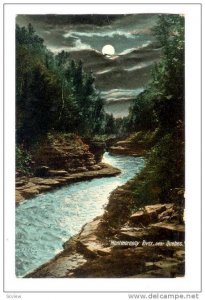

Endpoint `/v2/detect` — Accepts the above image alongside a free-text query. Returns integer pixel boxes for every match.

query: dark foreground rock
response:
[26,183,185,278]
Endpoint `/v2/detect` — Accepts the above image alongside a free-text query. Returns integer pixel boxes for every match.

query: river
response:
[16,152,145,277]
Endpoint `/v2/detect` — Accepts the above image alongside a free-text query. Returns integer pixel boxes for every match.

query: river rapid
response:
[16,152,144,277]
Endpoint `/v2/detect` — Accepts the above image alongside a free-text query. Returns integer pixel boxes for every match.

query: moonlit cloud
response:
[49,38,92,53]
[124,61,154,71]
[96,68,114,75]
[119,48,137,56]
[119,42,151,55]
[101,88,145,103]
[63,30,136,39]
[73,39,92,50]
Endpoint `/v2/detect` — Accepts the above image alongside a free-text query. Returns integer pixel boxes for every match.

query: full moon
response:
[102,44,115,56]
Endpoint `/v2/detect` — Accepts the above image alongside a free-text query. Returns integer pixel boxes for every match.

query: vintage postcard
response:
[2,2,202,296]
[15,12,185,279]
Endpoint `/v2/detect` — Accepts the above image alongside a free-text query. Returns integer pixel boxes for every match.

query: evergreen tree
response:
[16,23,108,144]
[129,14,185,204]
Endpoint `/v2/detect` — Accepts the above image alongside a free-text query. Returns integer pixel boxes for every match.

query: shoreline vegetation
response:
[16,14,185,278]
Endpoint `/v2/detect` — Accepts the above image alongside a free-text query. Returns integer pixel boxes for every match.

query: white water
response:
[16,152,144,277]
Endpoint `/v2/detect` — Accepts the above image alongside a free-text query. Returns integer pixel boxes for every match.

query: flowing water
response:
[16,152,144,277]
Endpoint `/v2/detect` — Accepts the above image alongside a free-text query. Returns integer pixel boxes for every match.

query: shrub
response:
[16,145,33,176]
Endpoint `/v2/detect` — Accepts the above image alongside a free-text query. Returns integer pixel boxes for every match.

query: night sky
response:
[16,14,162,117]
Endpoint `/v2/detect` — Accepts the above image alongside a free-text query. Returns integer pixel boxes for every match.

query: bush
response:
[16,145,33,176]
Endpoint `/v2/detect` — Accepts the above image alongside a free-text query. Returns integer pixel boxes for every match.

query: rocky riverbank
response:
[26,179,185,278]
[16,163,121,204]
[109,130,157,156]
[16,134,121,204]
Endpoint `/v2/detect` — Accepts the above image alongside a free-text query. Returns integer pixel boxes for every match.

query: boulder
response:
[84,139,106,163]
[16,179,28,187]
[158,207,174,221]
[173,250,185,260]
[88,165,102,171]
[77,240,112,258]
[74,218,113,258]
[34,166,50,177]
[130,204,174,225]
[16,181,36,191]
[75,167,88,172]
[154,258,181,269]
[20,187,40,198]
[129,210,147,224]
[149,222,185,241]
[79,218,101,239]
[30,178,60,186]
[49,170,68,177]
[145,204,172,215]
[109,146,145,156]
[38,185,52,192]
[117,226,152,242]
[16,191,24,203]
[96,247,112,256]
[86,160,96,166]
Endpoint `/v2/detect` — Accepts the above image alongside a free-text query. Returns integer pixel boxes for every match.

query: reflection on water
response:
[16,152,144,277]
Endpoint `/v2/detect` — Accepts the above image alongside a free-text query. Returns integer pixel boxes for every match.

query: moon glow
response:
[102,44,115,56]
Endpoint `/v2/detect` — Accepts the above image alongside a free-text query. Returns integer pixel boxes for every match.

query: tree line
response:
[16,23,117,146]
[126,14,185,204]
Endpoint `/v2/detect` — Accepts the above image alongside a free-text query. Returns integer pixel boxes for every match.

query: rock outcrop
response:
[109,140,146,156]
[16,163,121,204]
[31,134,97,173]
[109,130,157,156]
[16,134,121,204]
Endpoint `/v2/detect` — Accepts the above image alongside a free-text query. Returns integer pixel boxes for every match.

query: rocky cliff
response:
[109,130,157,156]
[16,134,120,204]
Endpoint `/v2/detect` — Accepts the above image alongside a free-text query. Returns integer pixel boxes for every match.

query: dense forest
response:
[16,14,184,205]
[16,22,118,173]
[127,15,184,205]
[16,23,115,142]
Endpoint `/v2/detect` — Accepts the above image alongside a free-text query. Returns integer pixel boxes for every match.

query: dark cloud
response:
[16,14,159,53]
[19,14,123,26]
[16,14,162,117]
